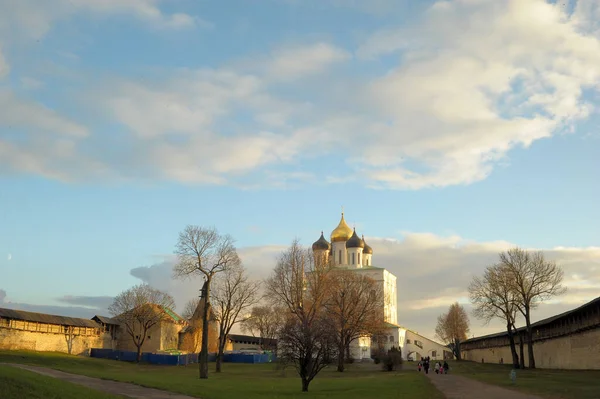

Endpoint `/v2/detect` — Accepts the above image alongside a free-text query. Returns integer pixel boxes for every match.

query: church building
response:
[312,212,451,361]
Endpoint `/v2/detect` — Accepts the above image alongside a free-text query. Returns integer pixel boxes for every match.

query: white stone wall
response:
[401,329,449,361]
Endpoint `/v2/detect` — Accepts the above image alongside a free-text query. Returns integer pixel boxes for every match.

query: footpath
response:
[3,363,199,399]
[425,370,545,399]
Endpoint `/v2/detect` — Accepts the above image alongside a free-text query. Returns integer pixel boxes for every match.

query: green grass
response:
[0,351,443,399]
[448,360,600,399]
[0,364,124,399]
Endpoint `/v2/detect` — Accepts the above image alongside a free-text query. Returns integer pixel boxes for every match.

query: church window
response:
[339,250,342,265]
[352,253,355,265]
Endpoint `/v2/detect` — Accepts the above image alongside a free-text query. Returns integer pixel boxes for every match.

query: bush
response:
[381,347,403,371]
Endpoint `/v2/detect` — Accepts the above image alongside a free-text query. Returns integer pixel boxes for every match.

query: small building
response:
[226,334,277,352]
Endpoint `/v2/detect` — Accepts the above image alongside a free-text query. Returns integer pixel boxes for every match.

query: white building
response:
[312,212,452,361]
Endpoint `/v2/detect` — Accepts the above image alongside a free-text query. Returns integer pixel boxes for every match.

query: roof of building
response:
[0,307,101,328]
[463,295,600,344]
[227,334,277,346]
[312,231,331,251]
[331,212,353,242]
[92,315,119,325]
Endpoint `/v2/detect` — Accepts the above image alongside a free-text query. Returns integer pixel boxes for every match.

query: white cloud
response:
[267,42,350,80]
[355,0,600,189]
[2,0,600,190]
[0,0,200,41]
[20,77,44,90]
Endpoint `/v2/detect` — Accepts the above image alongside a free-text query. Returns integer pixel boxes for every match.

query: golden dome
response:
[331,212,353,242]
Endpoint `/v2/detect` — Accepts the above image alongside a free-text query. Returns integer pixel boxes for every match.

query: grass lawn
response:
[448,360,600,399]
[0,350,443,399]
[0,364,124,399]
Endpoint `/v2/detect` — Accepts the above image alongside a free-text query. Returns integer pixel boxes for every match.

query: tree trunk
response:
[454,338,462,361]
[301,378,310,392]
[506,322,519,369]
[216,337,225,373]
[524,307,535,369]
[518,332,525,369]
[215,352,222,373]
[199,277,211,379]
[136,345,142,363]
[337,342,345,372]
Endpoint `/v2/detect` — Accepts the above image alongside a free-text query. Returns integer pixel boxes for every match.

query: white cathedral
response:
[311,212,451,361]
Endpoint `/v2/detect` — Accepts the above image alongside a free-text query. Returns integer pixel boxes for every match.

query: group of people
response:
[417,356,449,375]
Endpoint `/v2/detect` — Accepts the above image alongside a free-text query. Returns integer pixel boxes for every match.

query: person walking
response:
[443,360,449,374]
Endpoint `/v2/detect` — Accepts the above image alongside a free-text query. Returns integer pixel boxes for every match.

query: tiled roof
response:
[0,307,101,328]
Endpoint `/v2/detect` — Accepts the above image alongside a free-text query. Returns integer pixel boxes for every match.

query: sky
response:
[0,0,599,340]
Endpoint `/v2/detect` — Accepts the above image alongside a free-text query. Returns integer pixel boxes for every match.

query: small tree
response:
[435,302,470,361]
[325,270,385,372]
[173,225,240,379]
[266,239,335,392]
[500,247,566,369]
[182,298,200,321]
[212,264,261,372]
[241,304,285,352]
[469,264,521,368]
[381,346,402,371]
[109,284,176,363]
[64,326,77,355]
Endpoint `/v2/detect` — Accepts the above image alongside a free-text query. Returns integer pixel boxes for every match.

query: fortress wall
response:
[0,325,111,355]
[462,328,600,369]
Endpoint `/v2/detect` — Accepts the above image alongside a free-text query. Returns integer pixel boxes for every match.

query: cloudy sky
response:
[1,0,599,340]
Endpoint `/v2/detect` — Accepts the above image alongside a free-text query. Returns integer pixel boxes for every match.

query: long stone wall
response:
[0,326,112,355]
[462,328,600,370]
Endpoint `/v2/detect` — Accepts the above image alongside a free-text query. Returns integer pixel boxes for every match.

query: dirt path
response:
[3,363,200,399]
[425,371,544,399]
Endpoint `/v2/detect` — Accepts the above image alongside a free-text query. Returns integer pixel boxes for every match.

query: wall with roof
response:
[462,327,600,369]
[0,321,111,355]
[401,329,451,361]
[115,321,185,353]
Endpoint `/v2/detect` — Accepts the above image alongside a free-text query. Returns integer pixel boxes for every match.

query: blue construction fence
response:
[90,349,275,365]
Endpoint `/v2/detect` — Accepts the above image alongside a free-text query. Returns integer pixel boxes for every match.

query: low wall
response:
[90,349,275,365]
[462,328,600,369]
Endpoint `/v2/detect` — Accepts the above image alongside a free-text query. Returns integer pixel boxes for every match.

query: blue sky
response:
[1,0,599,338]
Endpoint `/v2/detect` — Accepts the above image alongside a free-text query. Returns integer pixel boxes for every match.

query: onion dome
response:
[362,235,373,254]
[312,231,331,251]
[331,212,353,242]
[346,228,365,248]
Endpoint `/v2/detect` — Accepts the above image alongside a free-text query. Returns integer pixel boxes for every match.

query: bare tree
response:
[266,239,335,392]
[182,298,200,321]
[212,264,261,372]
[469,264,521,368]
[500,247,566,369]
[325,270,385,372]
[173,225,240,379]
[109,284,176,363]
[241,304,285,352]
[64,326,77,355]
[435,302,470,361]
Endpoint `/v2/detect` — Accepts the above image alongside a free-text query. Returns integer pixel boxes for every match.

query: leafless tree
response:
[469,264,521,368]
[500,247,566,369]
[266,239,335,392]
[173,225,241,379]
[63,325,77,355]
[182,298,200,321]
[109,284,176,363]
[325,270,385,372]
[241,304,285,352]
[212,264,261,372]
[435,302,470,360]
